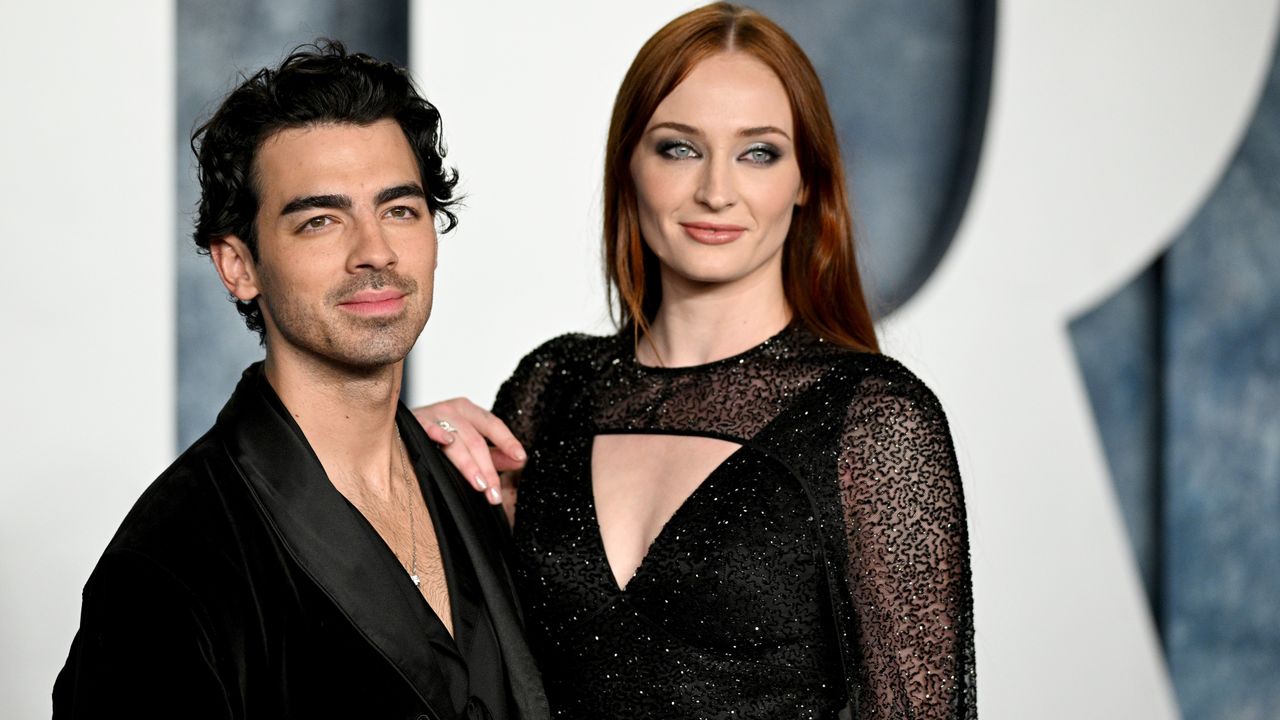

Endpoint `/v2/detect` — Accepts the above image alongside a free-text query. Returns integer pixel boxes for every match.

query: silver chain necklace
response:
[393,424,420,587]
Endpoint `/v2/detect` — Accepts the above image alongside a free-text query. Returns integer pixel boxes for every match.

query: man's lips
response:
[681,222,746,244]
[338,289,407,316]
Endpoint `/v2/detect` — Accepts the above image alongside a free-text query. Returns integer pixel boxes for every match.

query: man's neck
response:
[264,347,404,499]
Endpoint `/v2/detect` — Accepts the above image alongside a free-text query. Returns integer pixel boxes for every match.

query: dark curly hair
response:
[191,39,458,340]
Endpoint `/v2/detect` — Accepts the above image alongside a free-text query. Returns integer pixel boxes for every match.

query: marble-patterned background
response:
[1070,39,1280,719]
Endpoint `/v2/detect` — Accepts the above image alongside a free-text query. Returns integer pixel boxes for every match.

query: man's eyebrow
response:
[280,194,352,216]
[376,183,427,205]
[277,184,425,217]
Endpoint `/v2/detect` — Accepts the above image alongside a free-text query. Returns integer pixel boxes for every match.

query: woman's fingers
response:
[456,421,503,504]
[490,445,525,473]
[437,436,491,494]
[421,420,458,447]
[411,399,526,505]
[458,404,527,468]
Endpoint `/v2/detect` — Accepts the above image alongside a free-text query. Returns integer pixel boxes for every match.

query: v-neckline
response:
[336,428,464,658]
[586,432,748,593]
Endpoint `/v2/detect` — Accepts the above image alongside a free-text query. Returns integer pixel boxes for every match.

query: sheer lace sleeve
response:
[838,368,976,719]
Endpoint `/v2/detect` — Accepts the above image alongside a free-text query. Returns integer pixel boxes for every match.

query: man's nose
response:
[347,216,397,271]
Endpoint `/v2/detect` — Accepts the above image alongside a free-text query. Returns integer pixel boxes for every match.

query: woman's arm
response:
[838,377,977,719]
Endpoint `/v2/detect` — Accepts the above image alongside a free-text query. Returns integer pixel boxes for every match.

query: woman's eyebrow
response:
[738,125,790,140]
[648,121,702,136]
[646,121,791,141]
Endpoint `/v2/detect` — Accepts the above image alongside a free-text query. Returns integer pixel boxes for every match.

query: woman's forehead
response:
[649,53,793,135]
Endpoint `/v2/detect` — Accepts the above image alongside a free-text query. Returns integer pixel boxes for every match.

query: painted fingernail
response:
[446,434,456,445]
[487,487,502,504]
[474,474,488,490]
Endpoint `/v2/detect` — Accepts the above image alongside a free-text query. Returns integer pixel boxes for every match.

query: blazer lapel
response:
[398,406,550,720]
[215,364,455,719]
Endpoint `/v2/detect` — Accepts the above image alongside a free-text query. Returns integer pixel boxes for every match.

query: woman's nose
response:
[693,158,738,211]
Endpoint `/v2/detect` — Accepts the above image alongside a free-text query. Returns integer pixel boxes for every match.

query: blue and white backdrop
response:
[2,2,1277,718]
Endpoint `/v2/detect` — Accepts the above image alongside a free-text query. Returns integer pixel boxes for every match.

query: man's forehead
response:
[255,119,420,202]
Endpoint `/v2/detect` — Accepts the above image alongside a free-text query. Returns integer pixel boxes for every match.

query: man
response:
[53,42,547,720]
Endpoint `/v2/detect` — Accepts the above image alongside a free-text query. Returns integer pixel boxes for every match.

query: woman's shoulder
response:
[513,331,619,372]
[812,350,961,492]
[809,346,948,419]
[495,331,618,412]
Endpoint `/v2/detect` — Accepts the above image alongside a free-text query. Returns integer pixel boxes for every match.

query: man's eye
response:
[658,140,699,160]
[300,216,333,232]
[386,206,418,219]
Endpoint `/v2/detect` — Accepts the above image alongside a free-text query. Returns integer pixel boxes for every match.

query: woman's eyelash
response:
[742,144,781,164]
[654,139,783,164]
[657,139,699,159]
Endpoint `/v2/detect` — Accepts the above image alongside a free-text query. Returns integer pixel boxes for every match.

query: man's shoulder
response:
[98,427,250,571]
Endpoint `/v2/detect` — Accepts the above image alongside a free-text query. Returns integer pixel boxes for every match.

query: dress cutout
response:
[591,433,743,590]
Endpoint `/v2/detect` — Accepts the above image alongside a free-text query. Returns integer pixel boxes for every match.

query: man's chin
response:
[264,313,425,374]
[326,313,424,362]
[326,338,416,372]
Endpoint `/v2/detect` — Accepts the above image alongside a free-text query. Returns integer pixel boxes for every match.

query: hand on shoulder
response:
[412,398,525,507]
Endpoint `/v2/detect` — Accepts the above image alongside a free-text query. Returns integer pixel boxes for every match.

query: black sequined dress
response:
[493,324,976,719]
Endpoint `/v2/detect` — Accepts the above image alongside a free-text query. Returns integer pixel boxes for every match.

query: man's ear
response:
[209,235,261,302]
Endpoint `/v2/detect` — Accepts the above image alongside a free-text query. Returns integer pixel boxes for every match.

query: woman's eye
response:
[742,145,780,165]
[658,140,699,160]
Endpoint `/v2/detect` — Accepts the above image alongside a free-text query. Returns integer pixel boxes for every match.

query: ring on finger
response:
[437,419,459,433]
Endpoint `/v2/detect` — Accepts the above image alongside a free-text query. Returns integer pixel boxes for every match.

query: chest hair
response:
[340,469,453,637]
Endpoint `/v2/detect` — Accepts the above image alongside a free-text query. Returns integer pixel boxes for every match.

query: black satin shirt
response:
[54,364,548,720]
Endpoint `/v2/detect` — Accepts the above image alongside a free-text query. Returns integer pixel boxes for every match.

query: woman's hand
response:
[412,398,526,506]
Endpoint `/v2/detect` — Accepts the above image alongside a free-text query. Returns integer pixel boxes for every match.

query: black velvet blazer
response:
[53,364,548,720]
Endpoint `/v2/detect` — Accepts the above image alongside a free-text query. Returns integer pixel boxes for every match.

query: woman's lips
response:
[338,289,407,316]
[681,222,746,245]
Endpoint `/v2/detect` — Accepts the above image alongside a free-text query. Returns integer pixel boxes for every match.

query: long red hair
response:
[604,2,879,353]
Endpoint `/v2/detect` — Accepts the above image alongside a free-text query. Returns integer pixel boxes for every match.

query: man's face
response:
[241,119,437,370]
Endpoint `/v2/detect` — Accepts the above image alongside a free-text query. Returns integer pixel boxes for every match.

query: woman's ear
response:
[209,235,261,302]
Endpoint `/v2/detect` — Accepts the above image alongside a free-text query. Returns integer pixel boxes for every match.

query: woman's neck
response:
[639,267,791,368]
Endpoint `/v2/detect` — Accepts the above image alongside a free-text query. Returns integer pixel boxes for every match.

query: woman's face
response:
[630,52,804,293]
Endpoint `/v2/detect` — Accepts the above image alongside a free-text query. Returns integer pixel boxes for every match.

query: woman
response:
[419,4,976,717]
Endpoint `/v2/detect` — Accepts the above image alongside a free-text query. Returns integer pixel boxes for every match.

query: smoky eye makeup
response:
[655,138,700,160]
[741,142,783,165]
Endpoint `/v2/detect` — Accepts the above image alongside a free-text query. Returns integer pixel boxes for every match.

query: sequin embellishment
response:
[493,324,976,719]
